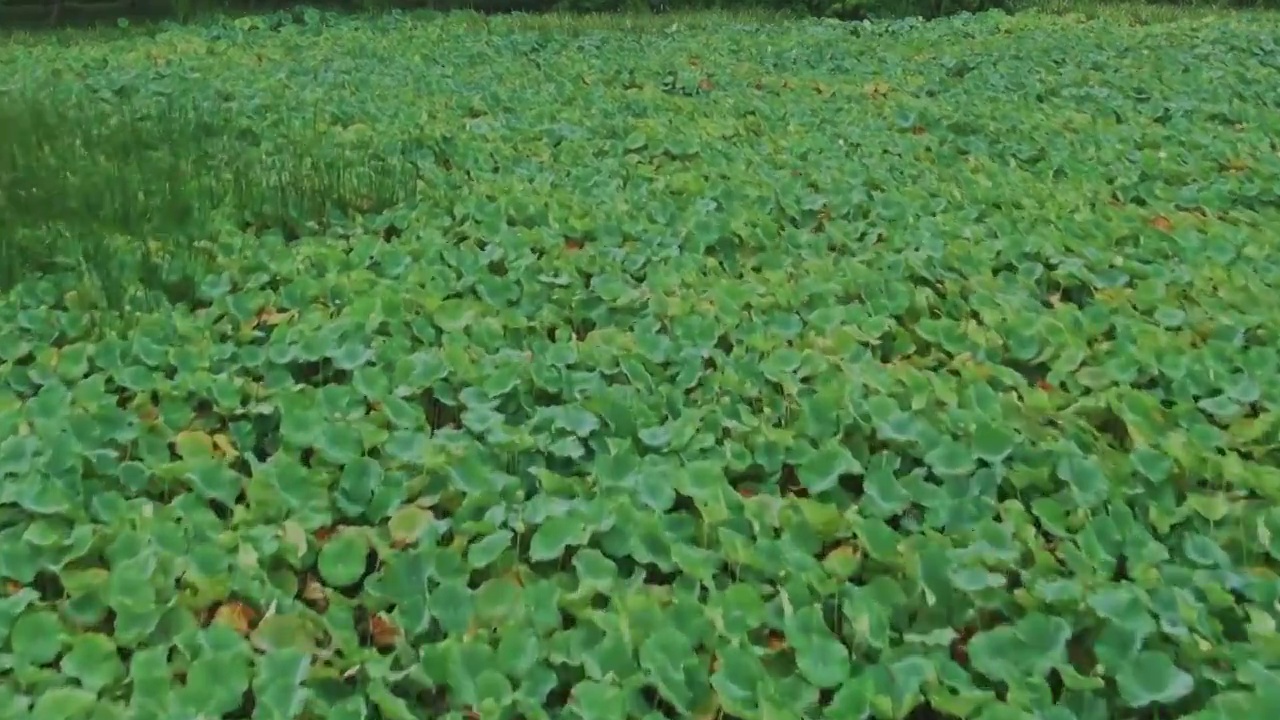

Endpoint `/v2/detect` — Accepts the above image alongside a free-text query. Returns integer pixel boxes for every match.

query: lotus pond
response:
[2,8,1280,720]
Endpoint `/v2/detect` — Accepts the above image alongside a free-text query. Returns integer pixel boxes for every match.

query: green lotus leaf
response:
[1129,447,1173,483]
[825,674,874,719]
[568,679,628,719]
[638,422,675,450]
[250,613,321,654]
[1186,492,1233,523]
[11,608,66,666]
[179,636,253,716]
[862,462,913,518]
[59,632,125,692]
[798,441,863,494]
[183,459,243,506]
[925,439,977,479]
[786,605,851,689]
[528,515,582,562]
[638,627,701,714]
[468,530,514,568]
[967,625,1024,684]
[430,580,475,635]
[366,676,414,717]
[336,457,383,518]
[554,405,601,437]
[449,450,515,496]
[1055,452,1109,510]
[711,644,765,716]
[30,687,98,720]
[496,625,542,678]
[1183,533,1232,568]
[352,365,391,401]
[572,547,619,591]
[386,505,434,547]
[252,649,312,720]
[0,435,41,478]
[972,421,1019,463]
[315,421,365,466]
[1116,650,1195,708]
[854,518,903,563]
[317,529,371,588]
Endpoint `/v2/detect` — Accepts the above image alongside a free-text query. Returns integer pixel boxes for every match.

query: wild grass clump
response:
[0,86,418,315]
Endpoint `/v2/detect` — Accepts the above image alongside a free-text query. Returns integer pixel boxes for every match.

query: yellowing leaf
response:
[211,600,258,635]
[212,433,239,459]
[388,505,433,548]
[864,80,891,99]
[174,430,215,459]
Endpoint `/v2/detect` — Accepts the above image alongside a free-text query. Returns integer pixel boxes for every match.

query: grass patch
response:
[0,84,418,314]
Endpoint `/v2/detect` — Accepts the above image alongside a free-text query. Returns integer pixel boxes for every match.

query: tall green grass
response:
[0,86,419,316]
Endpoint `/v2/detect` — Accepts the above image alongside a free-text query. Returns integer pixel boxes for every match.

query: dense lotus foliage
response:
[2,8,1280,720]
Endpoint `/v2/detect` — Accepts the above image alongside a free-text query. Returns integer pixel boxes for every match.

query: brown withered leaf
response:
[255,307,296,326]
[211,600,258,635]
[765,632,788,653]
[368,613,401,649]
[300,575,329,612]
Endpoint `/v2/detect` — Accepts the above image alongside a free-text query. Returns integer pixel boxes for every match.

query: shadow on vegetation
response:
[0,86,418,319]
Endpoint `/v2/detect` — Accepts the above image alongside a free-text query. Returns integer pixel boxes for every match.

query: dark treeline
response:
[0,0,563,26]
[1,0,1274,37]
